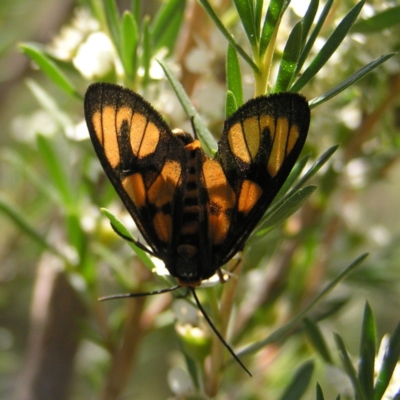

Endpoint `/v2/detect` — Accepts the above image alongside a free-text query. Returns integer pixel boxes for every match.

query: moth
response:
[84,82,310,375]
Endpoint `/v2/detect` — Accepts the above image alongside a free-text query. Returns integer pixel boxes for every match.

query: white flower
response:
[65,119,89,141]
[338,101,362,130]
[151,256,170,278]
[48,8,99,61]
[73,32,116,79]
[345,158,370,188]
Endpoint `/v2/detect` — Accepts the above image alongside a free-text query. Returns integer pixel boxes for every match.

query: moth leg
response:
[228,257,242,274]
[217,268,227,283]
[218,257,242,283]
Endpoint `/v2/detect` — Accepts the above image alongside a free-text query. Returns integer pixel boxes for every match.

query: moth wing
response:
[211,93,310,265]
[84,83,186,257]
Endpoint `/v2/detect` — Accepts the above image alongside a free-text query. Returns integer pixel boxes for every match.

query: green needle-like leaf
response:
[101,208,155,270]
[158,59,217,154]
[259,0,285,58]
[309,53,396,108]
[316,384,325,400]
[358,303,376,399]
[275,21,303,92]
[292,0,364,92]
[151,0,186,53]
[255,185,316,237]
[303,318,333,364]
[226,44,243,107]
[198,0,259,73]
[103,0,121,51]
[131,0,141,27]
[254,0,263,38]
[277,154,309,197]
[335,333,367,400]
[278,360,314,400]
[261,146,337,222]
[19,43,80,98]
[233,0,257,49]
[225,90,238,118]
[301,0,319,46]
[141,17,151,87]
[352,5,400,33]
[374,322,400,400]
[287,145,338,195]
[296,0,333,74]
[238,254,368,358]
[37,135,74,208]
[120,11,138,83]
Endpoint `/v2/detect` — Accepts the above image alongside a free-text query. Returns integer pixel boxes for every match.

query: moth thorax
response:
[172,128,194,145]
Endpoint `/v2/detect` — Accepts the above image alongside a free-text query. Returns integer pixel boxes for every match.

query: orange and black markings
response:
[84,83,310,286]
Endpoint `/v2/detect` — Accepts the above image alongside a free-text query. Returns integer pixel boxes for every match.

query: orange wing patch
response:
[122,173,146,208]
[92,108,120,168]
[147,161,181,208]
[202,159,236,245]
[237,180,262,215]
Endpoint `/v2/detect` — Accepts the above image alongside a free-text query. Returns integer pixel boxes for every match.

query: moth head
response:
[172,128,194,145]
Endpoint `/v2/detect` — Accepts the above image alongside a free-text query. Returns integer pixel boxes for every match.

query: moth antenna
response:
[99,285,181,301]
[100,286,251,375]
[190,288,252,377]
